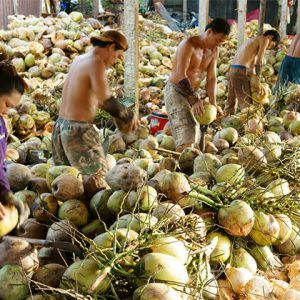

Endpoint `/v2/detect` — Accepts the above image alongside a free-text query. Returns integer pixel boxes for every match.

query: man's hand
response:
[0,203,7,220]
[115,114,140,134]
[192,101,204,117]
[216,105,224,117]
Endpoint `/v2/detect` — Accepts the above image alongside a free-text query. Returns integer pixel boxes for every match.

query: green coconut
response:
[215,164,245,186]
[135,253,189,287]
[89,189,114,223]
[195,104,217,125]
[207,231,231,264]
[133,283,182,300]
[249,212,280,246]
[46,165,81,189]
[60,259,110,294]
[218,200,254,237]
[193,153,222,176]
[58,199,89,226]
[0,265,29,300]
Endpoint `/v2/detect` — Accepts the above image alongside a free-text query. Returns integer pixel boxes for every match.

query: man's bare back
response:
[232,36,269,69]
[169,37,216,90]
[287,34,300,58]
[59,50,110,123]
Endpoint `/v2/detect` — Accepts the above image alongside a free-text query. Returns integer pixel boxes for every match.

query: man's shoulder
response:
[72,53,104,71]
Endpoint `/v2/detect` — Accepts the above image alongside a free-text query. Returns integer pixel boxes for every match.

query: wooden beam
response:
[123,0,139,112]
[258,0,267,35]
[93,0,99,18]
[280,0,288,38]
[237,0,247,48]
[297,0,300,33]
[198,0,209,34]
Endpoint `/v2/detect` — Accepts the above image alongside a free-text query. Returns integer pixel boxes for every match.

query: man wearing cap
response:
[52,30,139,195]
[164,18,230,153]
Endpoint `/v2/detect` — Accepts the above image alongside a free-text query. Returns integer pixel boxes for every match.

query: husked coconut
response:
[106,163,147,191]
[238,146,267,170]
[28,177,51,194]
[32,263,66,288]
[31,193,59,222]
[46,220,77,242]
[46,165,81,189]
[178,147,200,174]
[16,218,47,239]
[7,163,32,191]
[0,237,39,273]
[51,174,84,201]
[159,157,177,171]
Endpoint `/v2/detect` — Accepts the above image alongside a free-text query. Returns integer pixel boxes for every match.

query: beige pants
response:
[225,68,252,115]
[164,81,200,148]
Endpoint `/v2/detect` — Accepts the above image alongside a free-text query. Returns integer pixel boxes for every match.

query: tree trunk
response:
[123,0,139,112]
[280,0,288,38]
[237,0,247,48]
[198,0,209,34]
[258,0,267,35]
[93,0,99,17]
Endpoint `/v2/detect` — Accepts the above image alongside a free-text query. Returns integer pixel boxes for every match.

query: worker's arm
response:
[172,38,204,115]
[255,37,269,75]
[90,62,138,131]
[206,49,218,107]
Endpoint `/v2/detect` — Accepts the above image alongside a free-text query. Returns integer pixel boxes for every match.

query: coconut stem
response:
[189,190,220,209]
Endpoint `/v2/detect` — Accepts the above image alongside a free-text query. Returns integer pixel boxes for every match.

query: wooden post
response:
[183,0,187,21]
[258,0,267,34]
[123,0,139,112]
[13,0,18,14]
[79,0,84,13]
[198,0,209,34]
[297,0,300,33]
[280,0,288,38]
[237,0,247,48]
[93,0,99,18]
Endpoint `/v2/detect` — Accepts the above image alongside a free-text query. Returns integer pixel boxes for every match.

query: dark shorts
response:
[52,117,107,176]
[275,55,300,92]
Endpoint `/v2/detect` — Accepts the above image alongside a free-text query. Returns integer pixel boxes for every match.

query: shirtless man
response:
[164,18,230,152]
[52,30,139,195]
[275,33,300,91]
[224,30,280,115]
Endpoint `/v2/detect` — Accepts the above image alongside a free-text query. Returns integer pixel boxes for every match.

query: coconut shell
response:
[31,193,59,223]
[0,238,39,273]
[105,163,147,191]
[28,177,51,194]
[159,157,177,172]
[7,163,32,192]
[32,263,66,288]
[16,218,48,239]
[52,174,84,201]
[46,220,77,242]
[178,147,200,174]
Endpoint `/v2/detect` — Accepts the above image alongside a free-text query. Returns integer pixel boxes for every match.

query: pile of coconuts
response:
[1,11,300,300]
